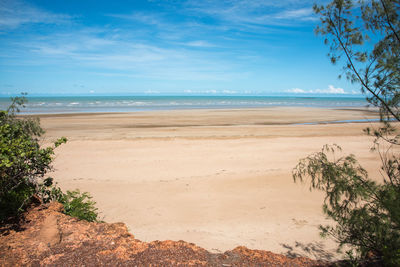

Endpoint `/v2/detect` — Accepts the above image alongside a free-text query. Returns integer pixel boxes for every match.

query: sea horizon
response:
[0,95,369,115]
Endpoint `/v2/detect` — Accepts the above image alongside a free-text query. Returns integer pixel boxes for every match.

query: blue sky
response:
[0,0,361,96]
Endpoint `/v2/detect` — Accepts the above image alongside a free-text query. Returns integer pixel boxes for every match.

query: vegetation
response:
[293,0,399,265]
[58,190,99,222]
[0,95,98,222]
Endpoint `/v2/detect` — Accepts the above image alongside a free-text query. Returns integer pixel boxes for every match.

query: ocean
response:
[0,95,369,114]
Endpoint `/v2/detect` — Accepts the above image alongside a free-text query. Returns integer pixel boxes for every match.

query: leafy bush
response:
[293,144,400,265]
[58,190,99,222]
[294,0,400,265]
[37,178,99,222]
[0,96,56,220]
[0,95,99,222]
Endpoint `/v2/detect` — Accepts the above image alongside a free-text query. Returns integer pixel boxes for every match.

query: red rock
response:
[0,202,328,266]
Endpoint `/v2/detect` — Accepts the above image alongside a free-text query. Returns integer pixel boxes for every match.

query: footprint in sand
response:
[292,218,308,228]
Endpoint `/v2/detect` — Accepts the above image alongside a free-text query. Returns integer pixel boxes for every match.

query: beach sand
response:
[41,107,383,260]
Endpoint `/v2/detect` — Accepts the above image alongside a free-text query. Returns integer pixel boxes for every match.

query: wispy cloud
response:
[107,0,318,44]
[107,12,164,26]
[9,27,248,82]
[274,8,317,21]
[183,0,317,28]
[0,0,71,29]
[108,11,217,45]
[185,40,216,47]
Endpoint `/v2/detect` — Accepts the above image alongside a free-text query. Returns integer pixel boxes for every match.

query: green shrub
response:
[57,190,99,222]
[293,144,400,265]
[0,96,57,220]
[299,1,400,265]
[0,95,99,222]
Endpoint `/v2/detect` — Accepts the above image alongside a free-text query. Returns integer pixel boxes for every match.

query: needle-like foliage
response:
[294,1,400,265]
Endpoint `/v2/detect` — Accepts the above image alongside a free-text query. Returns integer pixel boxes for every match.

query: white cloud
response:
[315,85,345,94]
[287,88,306,93]
[287,85,348,94]
[182,89,239,94]
[144,90,160,94]
[222,90,237,94]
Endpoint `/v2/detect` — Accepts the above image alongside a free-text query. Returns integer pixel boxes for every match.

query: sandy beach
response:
[40,107,383,260]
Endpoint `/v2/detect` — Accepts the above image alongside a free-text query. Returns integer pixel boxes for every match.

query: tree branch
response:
[328,15,400,122]
[379,0,400,44]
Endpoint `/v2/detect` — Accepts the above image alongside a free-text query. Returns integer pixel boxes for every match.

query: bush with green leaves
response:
[38,178,99,222]
[293,0,400,265]
[293,144,400,265]
[0,95,98,222]
[58,190,99,222]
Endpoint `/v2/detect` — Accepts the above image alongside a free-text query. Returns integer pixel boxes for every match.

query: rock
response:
[0,202,328,266]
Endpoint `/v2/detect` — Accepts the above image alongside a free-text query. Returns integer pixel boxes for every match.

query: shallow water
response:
[0,95,368,114]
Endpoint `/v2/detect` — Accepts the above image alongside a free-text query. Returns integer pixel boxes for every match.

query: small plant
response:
[38,177,99,222]
[293,144,400,265]
[58,190,99,222]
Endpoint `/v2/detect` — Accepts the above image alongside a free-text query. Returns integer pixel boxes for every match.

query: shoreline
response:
[2,94,370,115]
[22,105,378,117]
[38,107,380,142]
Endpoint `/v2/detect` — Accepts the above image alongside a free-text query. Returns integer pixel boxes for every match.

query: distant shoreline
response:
[27,109,381,127]
[38,107,381,141]
[21,105,378,116]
